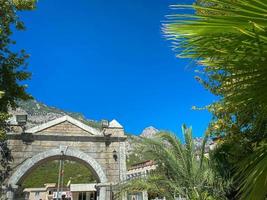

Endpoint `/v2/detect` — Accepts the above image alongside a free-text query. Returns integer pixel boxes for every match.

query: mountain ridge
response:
[14,99,102,130]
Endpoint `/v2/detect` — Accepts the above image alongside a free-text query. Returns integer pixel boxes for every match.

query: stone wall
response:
[40,121,89,134]
[7,135,125,184]
[4,116,127,200]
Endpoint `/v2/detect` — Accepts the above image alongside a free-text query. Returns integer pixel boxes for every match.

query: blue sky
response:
[14,0,215,137]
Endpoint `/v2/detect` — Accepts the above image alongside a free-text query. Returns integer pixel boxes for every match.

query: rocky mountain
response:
[125,126,159,156]
[140,126,159,138]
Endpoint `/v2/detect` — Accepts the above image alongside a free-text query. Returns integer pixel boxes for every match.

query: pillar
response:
[96,184,107,200]
[142,191,148,200]
[4,185,17,200]
[6,190,15,200]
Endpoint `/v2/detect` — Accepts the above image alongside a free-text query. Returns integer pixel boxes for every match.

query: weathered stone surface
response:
[40,121,89,134]
[5,115,127,200]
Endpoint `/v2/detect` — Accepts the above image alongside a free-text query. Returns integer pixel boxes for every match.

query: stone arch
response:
[8,146,107,200]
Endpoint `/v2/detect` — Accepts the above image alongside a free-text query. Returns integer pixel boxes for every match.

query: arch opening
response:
[21,158,98,188]
[17,156,101,186]
[8,147,107,200]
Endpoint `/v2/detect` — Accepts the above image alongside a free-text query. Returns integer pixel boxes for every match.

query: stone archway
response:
[7,146,108,200]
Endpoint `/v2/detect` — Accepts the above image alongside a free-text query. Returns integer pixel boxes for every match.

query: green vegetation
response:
[162,0,267,199]
[126,135,153,168]
[0,0,36,134]
[1,0,266,199]
[22,160,97,188]
[126,153,144,168]
[0,0,36,185]
[17,99,102,130]
[124,1,267,200]
[120,126,227,200]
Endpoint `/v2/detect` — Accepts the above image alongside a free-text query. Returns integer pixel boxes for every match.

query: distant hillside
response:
[15,100,102,130]
[22,160,96,188]
[125,126,159,167]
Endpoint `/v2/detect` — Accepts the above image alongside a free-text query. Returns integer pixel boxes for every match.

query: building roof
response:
[109,119,123,128]
[129,160,156,170]
[70,184,96,192]
[23,187,46,192]
[44,183,56,188]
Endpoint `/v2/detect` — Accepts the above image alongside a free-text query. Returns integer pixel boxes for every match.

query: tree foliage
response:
[0,0,36,113]
[164,0,267,199]
[165,0,267,112]
[0,0,36,186]
[236,141,267,200]
[119,126,227,200]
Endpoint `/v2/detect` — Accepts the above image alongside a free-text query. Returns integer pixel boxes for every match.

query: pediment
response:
[25,115,102,136]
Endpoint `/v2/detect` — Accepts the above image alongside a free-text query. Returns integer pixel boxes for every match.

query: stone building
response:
[2,114,127,200]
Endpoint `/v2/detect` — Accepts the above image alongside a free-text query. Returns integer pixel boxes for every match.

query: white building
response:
[127,160,157,180]
[23,183,96,200]
[126,160,157,200]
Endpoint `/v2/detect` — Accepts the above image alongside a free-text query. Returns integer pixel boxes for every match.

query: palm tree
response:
[164,0,267,110]
[164,1,267,199]
[119,125,226,200]
[236,141,267,200]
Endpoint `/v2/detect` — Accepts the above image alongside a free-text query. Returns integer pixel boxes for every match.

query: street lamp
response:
[101,120,109,129]
[15,114,28,126]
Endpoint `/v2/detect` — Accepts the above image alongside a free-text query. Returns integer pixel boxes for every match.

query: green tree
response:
[0,0,36,185]
[119,126,227,200]
[0,0,36,114]
[164,0,267,199]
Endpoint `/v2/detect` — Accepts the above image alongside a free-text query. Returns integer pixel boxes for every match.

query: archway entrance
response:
[22,160,97,188]
[7,147,108,200]
[5,115,127,200]
[20,159,98,200]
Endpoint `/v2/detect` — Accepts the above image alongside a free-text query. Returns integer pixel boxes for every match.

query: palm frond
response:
[236,142,267,200]
[120,126,227,199]
[164,0,267,109]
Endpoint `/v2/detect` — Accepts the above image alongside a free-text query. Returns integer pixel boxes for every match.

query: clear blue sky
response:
[14,0,215,137]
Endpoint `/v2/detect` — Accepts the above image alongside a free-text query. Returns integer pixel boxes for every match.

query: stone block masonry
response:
[3,115,127,200]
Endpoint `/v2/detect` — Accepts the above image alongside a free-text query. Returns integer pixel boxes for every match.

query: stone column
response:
[99,186,106,200]
[119,141,127,181]
[6,190,14,200]
[142,191,148,200]
[96,184,107,200]
[4,185,17,200]
[119,140,127,200]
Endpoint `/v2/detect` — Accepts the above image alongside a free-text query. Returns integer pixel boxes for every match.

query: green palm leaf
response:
[164,0,267,109]
[164,0,267,199]
[236,143,267,200]
[119,125,227,200]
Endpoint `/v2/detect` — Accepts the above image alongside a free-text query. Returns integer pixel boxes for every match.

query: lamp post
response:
[101,120,109,129]
[15,114,27,133]
[15,114,27,126]
[57,150,64,200]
